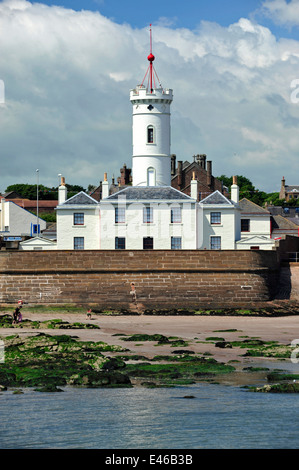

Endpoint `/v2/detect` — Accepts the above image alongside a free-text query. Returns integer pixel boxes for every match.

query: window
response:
[74,213,84,225]
[115,207,125,223]
[210,236,221,250]
[32,224,40,235]
[147,167,155,186]
[250,246,260,250]
[147,126,154,143]
[171,207,181,223]
[143,207,153,223]
[210,212,221,224]
[171,237,181,250]
[115,237,126,249]
[74,237,84,250]
[143,237,153,249]
[283,207,290,214]
[241,219,250,232]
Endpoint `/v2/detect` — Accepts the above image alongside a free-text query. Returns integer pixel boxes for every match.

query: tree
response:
[4,183,86,200]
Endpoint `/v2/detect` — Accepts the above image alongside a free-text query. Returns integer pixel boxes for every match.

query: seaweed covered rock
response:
[250,382,299,393]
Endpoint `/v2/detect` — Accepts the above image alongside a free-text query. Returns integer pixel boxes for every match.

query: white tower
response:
[130,25,173,187]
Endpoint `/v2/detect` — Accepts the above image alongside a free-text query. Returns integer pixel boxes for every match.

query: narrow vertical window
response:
[115,207,125,223]
[171,207,181,223]
[147,167,155,186]
[143,207,153,223]
[147,126,154,143]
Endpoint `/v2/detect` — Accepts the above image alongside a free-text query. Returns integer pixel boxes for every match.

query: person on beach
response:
[12,306,22,324]
[86,308,92,320]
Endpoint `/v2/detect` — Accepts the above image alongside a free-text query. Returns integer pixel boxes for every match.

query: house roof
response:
[285,185,299,193]
[105,186,193,201]
[271,215,299,230]
[1,198,57,208]
[200,190,233,205]
[62,191,98,205]
[239,198,270,214]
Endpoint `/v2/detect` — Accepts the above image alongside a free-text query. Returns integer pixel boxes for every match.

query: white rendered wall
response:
[0,201,46,236]
[130,86,173,186]
[240,215,271,239]
[100,201,196,250]
[56,207,100,250]
[198,207,237,250]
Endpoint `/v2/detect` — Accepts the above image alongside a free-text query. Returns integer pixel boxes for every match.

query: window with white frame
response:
[210,212,221,224]
[115,207,125,223]
[171,207,181,223]
[147,125,154,143]
[171,237,181,250]
[210,236,221,250]
[74,213,84,225]
[74,237,84,250]
[143,206,153,223]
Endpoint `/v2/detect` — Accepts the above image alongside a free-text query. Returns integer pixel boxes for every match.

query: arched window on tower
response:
[147,125,154,144]
[147,167,156,186]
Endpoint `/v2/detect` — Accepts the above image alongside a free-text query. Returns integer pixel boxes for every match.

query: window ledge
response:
[73,225,86,228]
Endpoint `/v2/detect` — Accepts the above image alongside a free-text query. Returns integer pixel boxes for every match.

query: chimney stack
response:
[230,175,239,203]
[58,176,67,205]
[177,161,183,188]
[102,173,109,199]
[207,160,212,187]
[191,171,198,200]
[171,154,176,176]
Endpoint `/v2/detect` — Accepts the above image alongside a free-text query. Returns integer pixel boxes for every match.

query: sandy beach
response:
[1,311,298,382]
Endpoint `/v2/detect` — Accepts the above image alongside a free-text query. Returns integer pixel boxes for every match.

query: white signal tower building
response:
[130,25,173,187]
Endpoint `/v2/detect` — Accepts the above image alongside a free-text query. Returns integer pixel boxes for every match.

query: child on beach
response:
[86,309,92,320]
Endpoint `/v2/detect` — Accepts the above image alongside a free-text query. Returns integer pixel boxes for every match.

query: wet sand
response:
[1,312,298,379]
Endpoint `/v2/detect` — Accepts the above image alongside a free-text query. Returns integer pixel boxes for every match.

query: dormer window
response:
[147,125,154,143]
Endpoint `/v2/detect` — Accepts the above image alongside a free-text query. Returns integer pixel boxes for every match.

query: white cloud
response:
[0,0,299,194]
[261,0,299,27]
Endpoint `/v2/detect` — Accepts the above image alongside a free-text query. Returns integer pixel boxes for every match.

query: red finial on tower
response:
[141,24,162,93]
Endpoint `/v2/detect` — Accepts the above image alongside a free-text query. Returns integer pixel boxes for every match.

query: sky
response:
[1,0,299,194]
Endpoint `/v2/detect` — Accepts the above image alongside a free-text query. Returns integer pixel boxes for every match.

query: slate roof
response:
[62,191,98,205]
[200,190,233,205]
[271,215,299,230]
[239,198,270,214]
[105,186,193,201]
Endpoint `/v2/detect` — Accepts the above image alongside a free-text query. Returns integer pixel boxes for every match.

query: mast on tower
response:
[141,24,163,93]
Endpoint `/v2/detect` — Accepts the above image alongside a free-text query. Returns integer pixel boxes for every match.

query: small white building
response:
[0,197,46,242]
[198,190,241,250]
[236,198,275,250]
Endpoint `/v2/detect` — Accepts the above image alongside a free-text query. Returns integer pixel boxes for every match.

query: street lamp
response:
[36,169,39,237]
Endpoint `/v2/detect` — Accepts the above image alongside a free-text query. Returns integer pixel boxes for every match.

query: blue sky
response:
[30,0,299,38]
[1,0,299,193]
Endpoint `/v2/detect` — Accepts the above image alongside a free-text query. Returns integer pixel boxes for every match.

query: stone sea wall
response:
[0,249,280,309]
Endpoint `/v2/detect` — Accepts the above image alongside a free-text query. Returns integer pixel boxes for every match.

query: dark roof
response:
[63,191,98,205]
[200,190,233,205]
[239,198,269,214]
[285,185,299,192]
[105,186,192,201]
[271,215,299,230]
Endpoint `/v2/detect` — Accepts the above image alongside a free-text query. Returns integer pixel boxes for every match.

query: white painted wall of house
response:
[56,206,100,250]
[100,201,196,250]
